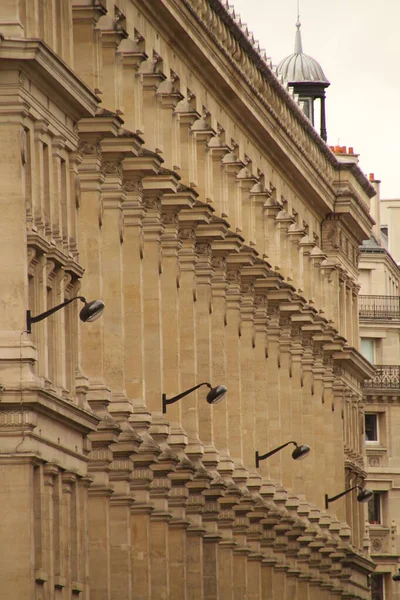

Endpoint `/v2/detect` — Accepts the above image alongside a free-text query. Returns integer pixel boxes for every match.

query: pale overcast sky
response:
[230,0,400,198]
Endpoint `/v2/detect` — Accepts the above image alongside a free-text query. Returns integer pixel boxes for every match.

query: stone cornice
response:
[0,387,100,434]
[331,346,375,382]
[164,0,375,206]
[0,36,99,118]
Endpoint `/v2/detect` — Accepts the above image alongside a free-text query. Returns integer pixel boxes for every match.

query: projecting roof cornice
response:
[175,0,375,200]
[0,36,99,118]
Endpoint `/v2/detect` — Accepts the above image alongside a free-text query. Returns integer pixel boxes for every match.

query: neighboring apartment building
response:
[358,176,400,600]
[380,199,400,264]
[0,2,379,599]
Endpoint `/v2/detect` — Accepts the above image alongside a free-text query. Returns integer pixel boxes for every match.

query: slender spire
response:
[294,0,303,54]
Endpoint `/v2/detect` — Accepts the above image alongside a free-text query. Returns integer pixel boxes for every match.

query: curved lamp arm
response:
[325,485,359,509]
[255,441,296,468]
[27,296,87,333]
[162,382,211,414]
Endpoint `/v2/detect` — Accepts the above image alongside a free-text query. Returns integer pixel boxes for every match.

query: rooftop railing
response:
[359,295,400,320]
[364,365,400,389]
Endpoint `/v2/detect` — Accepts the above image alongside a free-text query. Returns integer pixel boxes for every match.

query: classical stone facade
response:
[357,174,400,599]
[0,1,378,598]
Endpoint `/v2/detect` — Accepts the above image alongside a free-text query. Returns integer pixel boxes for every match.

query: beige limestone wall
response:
[0,0,379,599]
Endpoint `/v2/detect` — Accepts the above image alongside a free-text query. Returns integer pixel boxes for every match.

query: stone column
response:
[161,188,197,433]
[121,179,146,400]
[263,298,282,482]
[331,370,346,522]
[309,246,326,311]
[160,211,182,427]
[260,482,279,600]
[299,327,317,503]
[253,285,269,475]
[276,311,293,489]
[299,235,315,305]
[168,459,194,600]
[185,469,210,600]
[225,265,243,464]
[288,224,306,292]
[208,130,230,217]
[129,406,160,600]
[274,210,295,282]
[138,58,165,153]
[149,443,178,600]
[203,479,225,600]
[156,77,183,171]
[141,194,164,414]
[60,471,77,598]
[43,463,59,597]
[208,237,236,461]
[217,482,239,600]
[237,167,258,245]
[191,114,215,205]
[77,134,109,404]
[346,281,353,346]
[232,475,252,600]
[177,225,199,445]
[78,476,92,600]
[220,148,244,232]
[247,476,266,600]
[99,18,127,114]
[87,432,117,600]
[100,150,128,406]
[322,356,337,502]
[338,274,347,337]
[109,420,141,600]
[174,96,199,188]
[239,275,257,470]
[195,241,214,449]
[311,341,327,508]
[72,1,105,93]
[120,36,147,133]
[289,319,306,494]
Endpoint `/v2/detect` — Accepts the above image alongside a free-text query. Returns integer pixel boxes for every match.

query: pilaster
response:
[72,1,106,94]
[174,95,200,188]
[138,55,165,153]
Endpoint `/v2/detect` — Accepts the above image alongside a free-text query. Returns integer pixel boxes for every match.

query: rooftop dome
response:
[277,19,329,86]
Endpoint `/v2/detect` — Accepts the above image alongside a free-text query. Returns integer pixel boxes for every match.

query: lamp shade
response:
[79,299,105,323]
[206,385,227,405]
[356,488,374,503]
[291,444,310,460]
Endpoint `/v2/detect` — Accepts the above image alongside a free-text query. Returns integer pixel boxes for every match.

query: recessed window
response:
[368,492,382,525]
[365,413,379,443]
[371,573,384,600]
[360,338,375,364]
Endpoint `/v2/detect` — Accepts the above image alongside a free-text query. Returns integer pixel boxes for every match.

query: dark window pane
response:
[368,492,381,524]
[371,573,384,600]
[365,414,378,441]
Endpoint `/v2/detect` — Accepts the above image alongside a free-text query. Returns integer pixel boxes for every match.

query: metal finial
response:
[294,0,303,54]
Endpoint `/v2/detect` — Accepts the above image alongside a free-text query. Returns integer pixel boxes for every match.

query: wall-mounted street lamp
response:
[27,296,105,334]
[325,485,373,510]
[162,382,227,414]
[393,569,400,582]
[255,440,310,468]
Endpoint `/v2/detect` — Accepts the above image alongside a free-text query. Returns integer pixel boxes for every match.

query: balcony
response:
[364,365,400,390]
[359,295,400,320]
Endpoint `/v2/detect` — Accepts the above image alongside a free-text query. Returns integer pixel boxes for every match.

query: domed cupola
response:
[277,17,330,141]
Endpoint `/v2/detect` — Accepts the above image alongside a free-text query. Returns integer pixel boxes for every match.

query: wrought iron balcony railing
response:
[364,365,400,389]
[359,295,400,320]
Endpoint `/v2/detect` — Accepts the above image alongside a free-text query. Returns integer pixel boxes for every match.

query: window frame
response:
[368,492,383,525]
[365,412,379,444]
[360,337,376,365]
